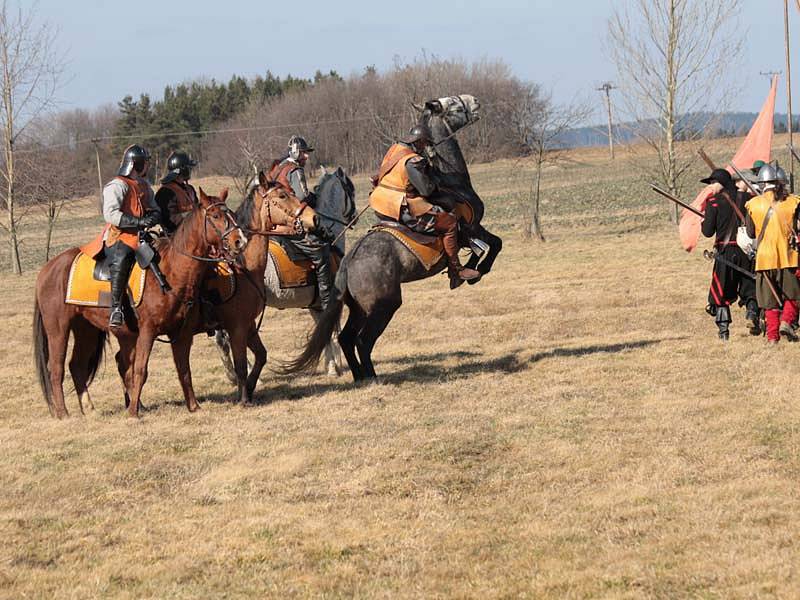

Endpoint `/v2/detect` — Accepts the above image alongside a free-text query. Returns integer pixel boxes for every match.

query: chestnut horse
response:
[201,172,318,404]
[33,188,246,418]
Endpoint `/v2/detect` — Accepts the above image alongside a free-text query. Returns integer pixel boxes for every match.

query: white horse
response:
[216,166,356,380]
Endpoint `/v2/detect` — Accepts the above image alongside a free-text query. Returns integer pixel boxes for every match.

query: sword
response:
[703,249,782,307]
[331,203,370,246]
[650,184,704,218]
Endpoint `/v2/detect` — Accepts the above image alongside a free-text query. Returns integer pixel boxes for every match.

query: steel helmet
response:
[161,151,198,183]
[288,136,313,161]
[757,164,779,185]
[401,124,433,145]
[776,166,789,185]
[117,144,151,177]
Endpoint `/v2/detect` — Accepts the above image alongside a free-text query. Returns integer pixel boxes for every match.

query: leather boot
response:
[715,305,731,341]
[433,211,480,289]
[312,245,334,310]
[108,242,135,328]
[745,300,761,336]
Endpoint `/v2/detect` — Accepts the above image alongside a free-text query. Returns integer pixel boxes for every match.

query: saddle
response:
[66,252,146,308]
[202,262,237,305]
[372,220,444,271]
[268,238,340,289]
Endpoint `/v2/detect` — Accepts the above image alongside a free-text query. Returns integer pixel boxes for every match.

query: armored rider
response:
[745,164,800,343]
[369,124,480,288]
[155,151,199,233]
[83,145,160,328]
[268,136,335,310]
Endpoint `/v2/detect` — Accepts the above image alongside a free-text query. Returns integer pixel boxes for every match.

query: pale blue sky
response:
[34,0,792,121]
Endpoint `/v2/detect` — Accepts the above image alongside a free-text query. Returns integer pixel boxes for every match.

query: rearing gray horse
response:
[281,94,502,381]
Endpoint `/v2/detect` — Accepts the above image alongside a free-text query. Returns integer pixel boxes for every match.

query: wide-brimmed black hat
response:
[700,168,733,186]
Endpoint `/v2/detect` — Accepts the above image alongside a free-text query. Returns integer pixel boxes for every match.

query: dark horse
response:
[33,189,246,418]
[282,94,502,381]
[215,166,356,379]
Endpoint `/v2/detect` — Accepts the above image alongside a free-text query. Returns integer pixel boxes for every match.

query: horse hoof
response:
[467,274,483,285]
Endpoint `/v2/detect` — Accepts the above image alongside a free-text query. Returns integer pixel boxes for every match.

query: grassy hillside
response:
[1,137,798,598]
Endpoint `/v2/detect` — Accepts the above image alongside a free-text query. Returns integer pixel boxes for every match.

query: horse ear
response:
[197,187,211,207]
[336,166,344,176]
[258,170,268,187]
[424,100,442,113]
[219,188,229,203]
[411,102,424,113]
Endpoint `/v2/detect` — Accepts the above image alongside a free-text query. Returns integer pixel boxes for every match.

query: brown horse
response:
[204,171,318,404]
[33,188,246,418]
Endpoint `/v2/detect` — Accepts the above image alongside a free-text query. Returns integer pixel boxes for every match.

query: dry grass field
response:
[1,138,799,598]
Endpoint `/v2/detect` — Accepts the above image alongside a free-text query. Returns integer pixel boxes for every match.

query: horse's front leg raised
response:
[170,330,200,412]
[126,331,155,418]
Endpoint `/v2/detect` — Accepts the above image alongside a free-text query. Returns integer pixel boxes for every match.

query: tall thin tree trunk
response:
[528,154,546,242]
[665,0,680,224]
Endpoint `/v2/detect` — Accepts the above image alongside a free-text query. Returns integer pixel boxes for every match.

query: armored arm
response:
[405,157,437,197]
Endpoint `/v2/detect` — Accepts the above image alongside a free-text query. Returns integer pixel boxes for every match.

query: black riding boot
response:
[715,305,732,341]
[293,236,334,310]
[745,299,761,336]
[107,242,136,328]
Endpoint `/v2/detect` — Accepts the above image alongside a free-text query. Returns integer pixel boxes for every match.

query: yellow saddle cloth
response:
[268,239,315,288]
[66,252,147,308]
[203,261,237,304]
[372,224,444,271]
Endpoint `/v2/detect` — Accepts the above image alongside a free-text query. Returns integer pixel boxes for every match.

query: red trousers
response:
[765,300,798,341]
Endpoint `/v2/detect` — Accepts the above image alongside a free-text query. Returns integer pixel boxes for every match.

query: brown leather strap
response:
[377,146,417,182]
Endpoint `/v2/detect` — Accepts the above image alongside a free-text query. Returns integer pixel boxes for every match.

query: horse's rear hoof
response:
[467,274,483,285]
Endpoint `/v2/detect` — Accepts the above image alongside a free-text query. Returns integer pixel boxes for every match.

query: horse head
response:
[254,170,319,236]
[415,94,480,140]
[197,187,248,260]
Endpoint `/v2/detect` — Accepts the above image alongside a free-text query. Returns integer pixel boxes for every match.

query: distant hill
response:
[561,113,797,149]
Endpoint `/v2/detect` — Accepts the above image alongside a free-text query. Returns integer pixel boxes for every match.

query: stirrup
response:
[109,306,125,328]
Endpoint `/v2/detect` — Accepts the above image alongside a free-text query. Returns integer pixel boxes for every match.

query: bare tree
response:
[0,0,64,273]
[607,0,742,222]
[513,87,590,241]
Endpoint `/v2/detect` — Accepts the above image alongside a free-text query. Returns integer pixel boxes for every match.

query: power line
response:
[16,112,406,154]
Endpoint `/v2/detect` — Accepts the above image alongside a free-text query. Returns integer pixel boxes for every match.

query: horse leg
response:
[228,326,250,404]
[115,338,135,409]
[312,308,343,376]
[46,320,71,419]
[213,329,239,386]
[356,299,401,381]
[68,319,102,415]
[338,302,366,381]
[472,225,503,277]
[170,330,200,412]
[245,326,266,401]
[126,332,155,418]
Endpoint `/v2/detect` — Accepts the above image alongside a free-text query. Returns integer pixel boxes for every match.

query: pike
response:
[698,148,717,171]
[650,184,704,218]
[728,162,761,197]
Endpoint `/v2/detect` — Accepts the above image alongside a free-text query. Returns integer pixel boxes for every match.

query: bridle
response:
[177,201,244,264]
[250,184,311,237]
[436,95,479,143]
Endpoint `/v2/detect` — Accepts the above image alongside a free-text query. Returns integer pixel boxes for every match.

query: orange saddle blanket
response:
[203,261,237,304]
[372,224,444,271]
[268,239,341,289]
[65,252,147,308]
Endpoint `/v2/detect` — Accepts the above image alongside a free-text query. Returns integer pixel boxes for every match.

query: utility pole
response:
[760,70,782,86]
[785,0,795,188]
[596,82,616,160]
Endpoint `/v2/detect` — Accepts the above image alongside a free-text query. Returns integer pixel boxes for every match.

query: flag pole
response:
[785,0,795,190]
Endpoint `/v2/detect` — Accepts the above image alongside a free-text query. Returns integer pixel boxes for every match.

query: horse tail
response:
[32,297,54,416]
[277,265,348,375]
[85,328,108,387]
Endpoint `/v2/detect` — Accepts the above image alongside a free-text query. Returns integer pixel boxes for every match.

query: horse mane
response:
[154,203,203,254]
[236,189,257,229]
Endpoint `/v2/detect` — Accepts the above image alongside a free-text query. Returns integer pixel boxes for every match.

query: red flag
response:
[678,75,777,252]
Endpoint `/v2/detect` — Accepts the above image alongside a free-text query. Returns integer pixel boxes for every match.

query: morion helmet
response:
[288,135,313,161]
[117,144,151,177]
[161,151,198,184]
[401,124,433,146]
